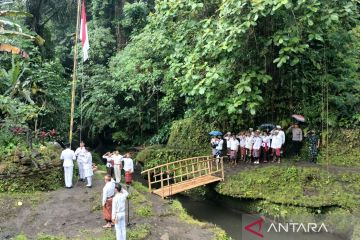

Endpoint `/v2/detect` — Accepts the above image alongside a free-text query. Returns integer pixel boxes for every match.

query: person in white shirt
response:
[271,130,282,163]
[103,152,114,178]
[60,144,75,188]
[210,136,219,157]
[112,183,129,240]
[83,149,94,187]
[215,137,224,158]
[262,132,271,163]
[290,123,303,155]
[229,135,240,165]
[123,153,134,185]
[252,131,262,164]
[239,132,246,162]
[245,132,254,163]
[102,175,116,228]
[224,132,231,158]
[74,141,87,181]
[277,125,286,152]
[112,151,123,183]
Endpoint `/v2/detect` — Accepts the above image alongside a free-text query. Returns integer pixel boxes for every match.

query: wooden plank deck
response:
[152,175,223,198]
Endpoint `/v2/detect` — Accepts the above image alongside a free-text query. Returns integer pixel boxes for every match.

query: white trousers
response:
[86,176,92,187]
[115,212,126,240]
[64,166,73,187]
[114,165,121,183]
[77,161,84,179]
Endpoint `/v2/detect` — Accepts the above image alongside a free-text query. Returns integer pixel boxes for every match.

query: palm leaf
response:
[0,10,33,18]
[0,19,22,31]
[0,30,35,40]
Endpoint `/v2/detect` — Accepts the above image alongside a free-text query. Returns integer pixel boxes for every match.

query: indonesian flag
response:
[80,0,89,62]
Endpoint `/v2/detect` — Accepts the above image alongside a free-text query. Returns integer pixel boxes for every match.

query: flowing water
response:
[177,195,348,240]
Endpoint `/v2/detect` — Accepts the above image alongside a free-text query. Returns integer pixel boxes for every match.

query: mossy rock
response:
[136,145,208,169]
[0,166,63,192]
[216,165,360,209]
[318,129,360,167]
[167,117,215,150]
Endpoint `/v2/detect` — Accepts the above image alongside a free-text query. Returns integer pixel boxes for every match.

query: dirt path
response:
[0,170,216,240]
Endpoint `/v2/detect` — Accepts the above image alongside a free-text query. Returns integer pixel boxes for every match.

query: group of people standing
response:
[102,175,129,240]
[210,123,320,164]
[60,141,93,188]
[211,125,286,165]
[60,143,134,240]
[102,151,134,185]
[100,150,134,240]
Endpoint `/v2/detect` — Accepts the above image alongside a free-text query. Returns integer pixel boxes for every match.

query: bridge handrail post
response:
[147,171,151,192]
[160,169,164,199]
[221,157,224,180]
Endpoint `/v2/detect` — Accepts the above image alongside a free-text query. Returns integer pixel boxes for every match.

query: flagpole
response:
[69,0,82,148]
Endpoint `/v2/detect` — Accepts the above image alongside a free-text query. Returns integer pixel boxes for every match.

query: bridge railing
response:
[141,156,224,193]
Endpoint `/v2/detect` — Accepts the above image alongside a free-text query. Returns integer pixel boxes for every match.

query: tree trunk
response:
[114,0,127,49]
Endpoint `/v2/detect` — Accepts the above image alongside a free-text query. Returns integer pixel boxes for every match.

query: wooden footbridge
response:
[141,156,224,198]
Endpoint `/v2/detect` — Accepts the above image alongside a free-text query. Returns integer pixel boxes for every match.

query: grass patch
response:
[131,181,148,193]
[217,165,360,209]
[135,205,153,217]
[14,234,67,240]
[128,223,151,240]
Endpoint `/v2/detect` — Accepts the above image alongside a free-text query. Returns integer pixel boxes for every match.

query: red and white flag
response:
[80,0,89,62]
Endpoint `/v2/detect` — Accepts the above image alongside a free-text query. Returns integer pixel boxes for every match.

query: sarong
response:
[103,198,113,221]
[230,150,237,159]
[125,171,133,184]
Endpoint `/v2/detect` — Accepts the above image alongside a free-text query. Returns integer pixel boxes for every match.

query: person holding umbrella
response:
[290,123,303,155]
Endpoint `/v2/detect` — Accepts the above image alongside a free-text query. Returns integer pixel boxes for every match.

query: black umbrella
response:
[259,123,276,131]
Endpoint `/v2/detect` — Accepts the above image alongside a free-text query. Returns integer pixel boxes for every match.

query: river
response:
[177,195,348,240]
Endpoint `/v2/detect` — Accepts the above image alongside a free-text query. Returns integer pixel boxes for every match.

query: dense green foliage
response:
[2,0,359,147]
[136,118,212,168]
[318,129,360,167]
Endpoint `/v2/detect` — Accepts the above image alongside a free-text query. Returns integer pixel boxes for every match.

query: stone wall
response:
[0,145,64,192]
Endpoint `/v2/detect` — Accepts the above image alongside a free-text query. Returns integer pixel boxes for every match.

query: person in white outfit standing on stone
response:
[83,149,94,188]
[60,144,75,188]
[112,183,129,240]
[74,141,87,181]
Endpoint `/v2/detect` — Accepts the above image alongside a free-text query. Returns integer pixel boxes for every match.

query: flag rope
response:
[69,0,81,147]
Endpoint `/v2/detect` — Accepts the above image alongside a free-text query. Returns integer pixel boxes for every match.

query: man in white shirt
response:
[229,135,240,165]
[271,130,283,163]
[103,152,114,178]
[83,149,94,187]
[74,141,87,181]
[224,132,231,158]
[112,151,123,183]
[245,132,254,163]
[123,153,134,185]
[252,131,262,164]
[102,175,115,228]
[112,183,129,240]
[60,144,75,188]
